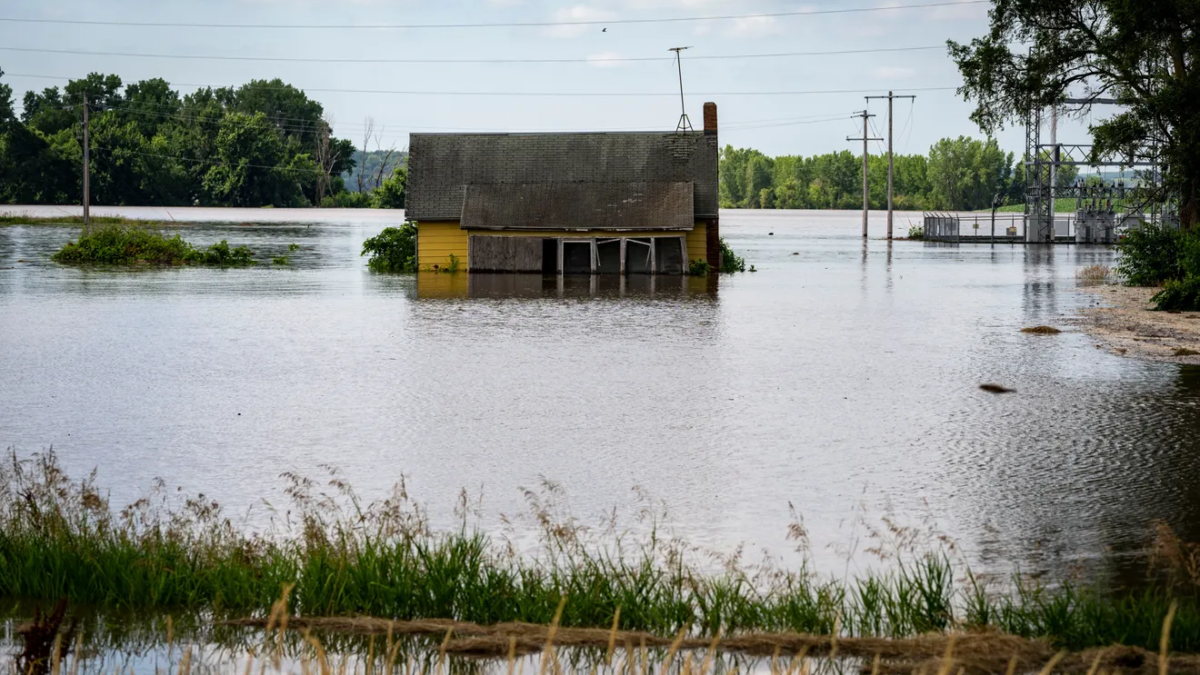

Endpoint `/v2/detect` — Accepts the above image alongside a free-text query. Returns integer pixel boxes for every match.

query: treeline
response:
[345,149,408,194]
[0,69,405,209]
[720,138,1078,212]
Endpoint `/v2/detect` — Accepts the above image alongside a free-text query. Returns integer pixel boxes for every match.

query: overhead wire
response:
[0,2,984,30]
[89,114,856,173]
[88,102,861,135]
[868,117,887,156]
[0,45,945,65]
[4,74,959,97]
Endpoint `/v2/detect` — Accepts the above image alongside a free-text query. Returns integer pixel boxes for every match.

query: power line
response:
[0,2,984,30]
[5,73,958,97]
[0,45,945,65]
[92,116,853,173]
[724,115,857,131]
[98,102,858,134]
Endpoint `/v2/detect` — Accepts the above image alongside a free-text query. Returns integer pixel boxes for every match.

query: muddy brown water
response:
[2,207,1199,590]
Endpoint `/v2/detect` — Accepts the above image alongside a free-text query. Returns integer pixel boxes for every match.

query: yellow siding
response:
[416,221,711,270]
[687,222,708,263]
[416,221,469,271]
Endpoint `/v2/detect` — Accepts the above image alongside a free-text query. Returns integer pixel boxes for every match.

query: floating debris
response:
[1174,348,1200,357]
[979,384,1015,394]
[1021,326,1062,334]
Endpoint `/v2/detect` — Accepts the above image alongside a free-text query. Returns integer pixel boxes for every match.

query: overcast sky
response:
[0,0,1099,159]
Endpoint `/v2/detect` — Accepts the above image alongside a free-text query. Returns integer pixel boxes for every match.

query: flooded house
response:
[405,103,720,274]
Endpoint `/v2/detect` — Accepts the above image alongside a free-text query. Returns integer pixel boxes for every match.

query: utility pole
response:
[847,110,882,238]
[82,92,90,233]
[866,91,915,239]
[1049,105,1058,221]
[669,47,694,132]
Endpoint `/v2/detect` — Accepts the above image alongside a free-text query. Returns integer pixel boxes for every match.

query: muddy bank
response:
[1075,285,1200,362]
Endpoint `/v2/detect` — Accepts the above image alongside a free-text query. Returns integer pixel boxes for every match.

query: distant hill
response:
[343,150,408,193]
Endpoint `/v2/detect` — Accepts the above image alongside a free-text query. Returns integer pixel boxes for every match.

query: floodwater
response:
[1,206,1199,590]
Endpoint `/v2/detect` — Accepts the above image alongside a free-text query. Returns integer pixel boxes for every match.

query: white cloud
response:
[872,66,916,80]
[544,5,618,38]
[727,15,780,37]
[586,51,632,68]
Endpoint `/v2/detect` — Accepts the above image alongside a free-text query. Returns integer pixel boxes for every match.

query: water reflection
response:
[416,273,716,300]
[4,209,1200,592]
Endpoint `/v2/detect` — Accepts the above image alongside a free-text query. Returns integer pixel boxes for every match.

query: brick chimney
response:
[703,102,720,270]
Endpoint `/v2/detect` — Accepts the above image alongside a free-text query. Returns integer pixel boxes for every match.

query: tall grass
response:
[0,214,152,227]
[0,449,1197,653]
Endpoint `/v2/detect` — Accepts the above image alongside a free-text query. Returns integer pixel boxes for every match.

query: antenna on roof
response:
[669,46,694,132]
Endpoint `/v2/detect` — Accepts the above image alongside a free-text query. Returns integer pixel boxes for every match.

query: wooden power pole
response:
[82,92,91,232]
[866,91,915,239]
[847,110,881,239]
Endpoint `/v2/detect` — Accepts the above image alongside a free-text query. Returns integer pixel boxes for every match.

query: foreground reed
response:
[1,449,1198,655]
[14,595,1200,675]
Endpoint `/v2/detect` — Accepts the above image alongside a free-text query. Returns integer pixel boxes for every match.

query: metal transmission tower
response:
[866,91,915,239]
[669,47,694,132]
[1023,96,1161,243]
[847,110,882,238]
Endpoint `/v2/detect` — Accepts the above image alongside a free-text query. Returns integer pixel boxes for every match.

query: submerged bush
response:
[189,239,255,266]
[361,223,417,273]
[688,259,711,276]
[51,225,255,266]
[719,237,746,273]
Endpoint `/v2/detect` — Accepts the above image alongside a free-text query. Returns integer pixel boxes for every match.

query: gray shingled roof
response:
[406,132,719,226]
[460,181,694,232]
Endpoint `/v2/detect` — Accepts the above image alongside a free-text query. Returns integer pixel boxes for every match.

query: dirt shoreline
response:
[1074,285,1200,363]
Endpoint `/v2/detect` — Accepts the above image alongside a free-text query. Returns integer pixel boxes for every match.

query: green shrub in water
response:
[908,225,925,240]
[688,259,711,276]
[189,239,255,266]
[361,223,417,273]
[51,225,254,266]
[719,237,746,273]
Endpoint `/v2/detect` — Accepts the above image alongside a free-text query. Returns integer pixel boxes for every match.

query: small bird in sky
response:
[602,28,607,32]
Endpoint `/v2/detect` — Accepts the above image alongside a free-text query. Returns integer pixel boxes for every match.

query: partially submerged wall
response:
[416,221,708,272]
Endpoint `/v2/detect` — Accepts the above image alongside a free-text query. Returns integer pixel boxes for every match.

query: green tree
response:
[119,78,181,138]
[201,112,295,207]
[372,166,407,209]
[718,145,751,207]
[89,114,148,205]
[927,136,1014,210]
[949,0,1200,227]
[0,68,13,124]
[773,178,807,209]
